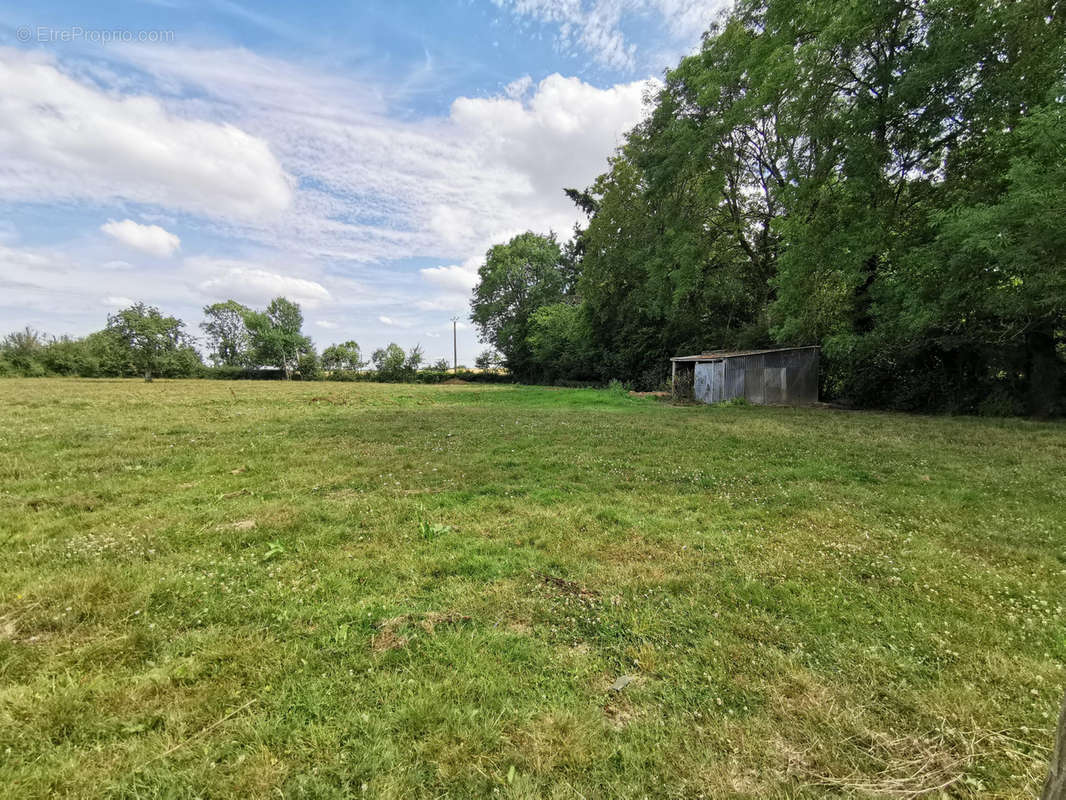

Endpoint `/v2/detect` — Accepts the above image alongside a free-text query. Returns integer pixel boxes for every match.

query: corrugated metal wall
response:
[694,349,819,405]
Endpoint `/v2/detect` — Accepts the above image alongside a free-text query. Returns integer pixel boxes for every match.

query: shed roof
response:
[670,345,819,362]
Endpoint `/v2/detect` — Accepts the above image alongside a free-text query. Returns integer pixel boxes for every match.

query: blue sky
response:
[0,0,725,363]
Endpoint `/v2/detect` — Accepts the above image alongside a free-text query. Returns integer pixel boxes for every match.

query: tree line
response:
[470,0,1065,416]
[0,298,505,383]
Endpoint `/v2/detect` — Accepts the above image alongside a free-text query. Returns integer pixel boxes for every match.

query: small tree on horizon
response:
[322,340,365,371]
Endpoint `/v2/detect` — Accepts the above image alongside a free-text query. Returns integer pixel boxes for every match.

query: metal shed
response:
[670,346,820,406]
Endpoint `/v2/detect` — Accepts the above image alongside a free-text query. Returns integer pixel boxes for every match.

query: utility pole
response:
[451,316,458,373]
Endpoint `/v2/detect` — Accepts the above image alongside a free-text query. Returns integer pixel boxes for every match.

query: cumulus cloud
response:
[101,219,181,257]
[0,45,664,351]
[0,48,293,220]
[98,47,651,266]
[315,320,339,329]
[378,315,397,326]
[194,260,332,308]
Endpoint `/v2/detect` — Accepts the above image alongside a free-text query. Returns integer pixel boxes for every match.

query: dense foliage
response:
[470,0,1065,415]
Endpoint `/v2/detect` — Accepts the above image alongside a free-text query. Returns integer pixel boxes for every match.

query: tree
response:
[297,351,321,380]
[909,93,1066,417]
[402,344,424,380]
[105,303,198,382]
[244,297,312,379]
[1,327,45,374]
[431,358,451,371]
[371,343,406,381]
[470,232,567,380]
[321,341,365,371]
[201,300,252,367]
[535,0,1065,407]
[474,349,504,371]
[528,303,594,383]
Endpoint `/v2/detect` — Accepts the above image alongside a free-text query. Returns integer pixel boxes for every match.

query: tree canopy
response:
[468,0,1065,414]
[244,297,313,380]
[105,303,200,382]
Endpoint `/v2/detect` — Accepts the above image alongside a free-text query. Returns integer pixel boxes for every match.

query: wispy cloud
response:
[491,0,726,71]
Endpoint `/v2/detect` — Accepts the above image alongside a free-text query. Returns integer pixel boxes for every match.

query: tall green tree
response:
[201,300,252,367]
[470,232,567,380]
[908,93,1066,416]
[243,297,313,380]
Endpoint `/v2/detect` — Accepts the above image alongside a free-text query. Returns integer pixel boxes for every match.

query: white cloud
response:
[505,75,534,100]
[420,264,479,293]
[315,320,339,329]
[99,47,652,266]
[378,315,397,326]
[194,260,332,308]
[0,46,667,358]
[0,48,293,221]
[101,219,181,257]
[425,331,442,338]
[102,295,134,308]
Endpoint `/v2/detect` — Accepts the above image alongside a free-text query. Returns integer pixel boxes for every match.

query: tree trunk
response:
[1027,325,1061,419]
[1043,689,1066,800]
[143,369,153,383]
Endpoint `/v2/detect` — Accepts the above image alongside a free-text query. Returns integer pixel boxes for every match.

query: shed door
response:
[694,361,725,404]
[710,360,725,403]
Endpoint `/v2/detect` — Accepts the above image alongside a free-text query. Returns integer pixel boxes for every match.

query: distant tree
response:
[105,303,198,382]
[321,340,365,371]
[201,300,252,367]
[473,349,492,373]
[431,358,450,371]
[402,344,424,380]
[244,297,312,380]
[1,327,45,373]
[39,335,99,377]
[470,232,567,379]
[297,351,321,380]
[371,343,406,381]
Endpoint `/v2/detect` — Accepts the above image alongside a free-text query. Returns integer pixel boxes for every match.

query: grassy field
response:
[0,379,1063,798]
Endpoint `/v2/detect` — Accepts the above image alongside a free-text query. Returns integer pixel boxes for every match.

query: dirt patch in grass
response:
[371,612,472,652]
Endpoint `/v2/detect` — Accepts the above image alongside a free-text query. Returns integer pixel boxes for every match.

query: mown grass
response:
[0,378,1063,798]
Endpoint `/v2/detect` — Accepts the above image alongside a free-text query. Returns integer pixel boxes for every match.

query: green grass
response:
[1,379,1063,798]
